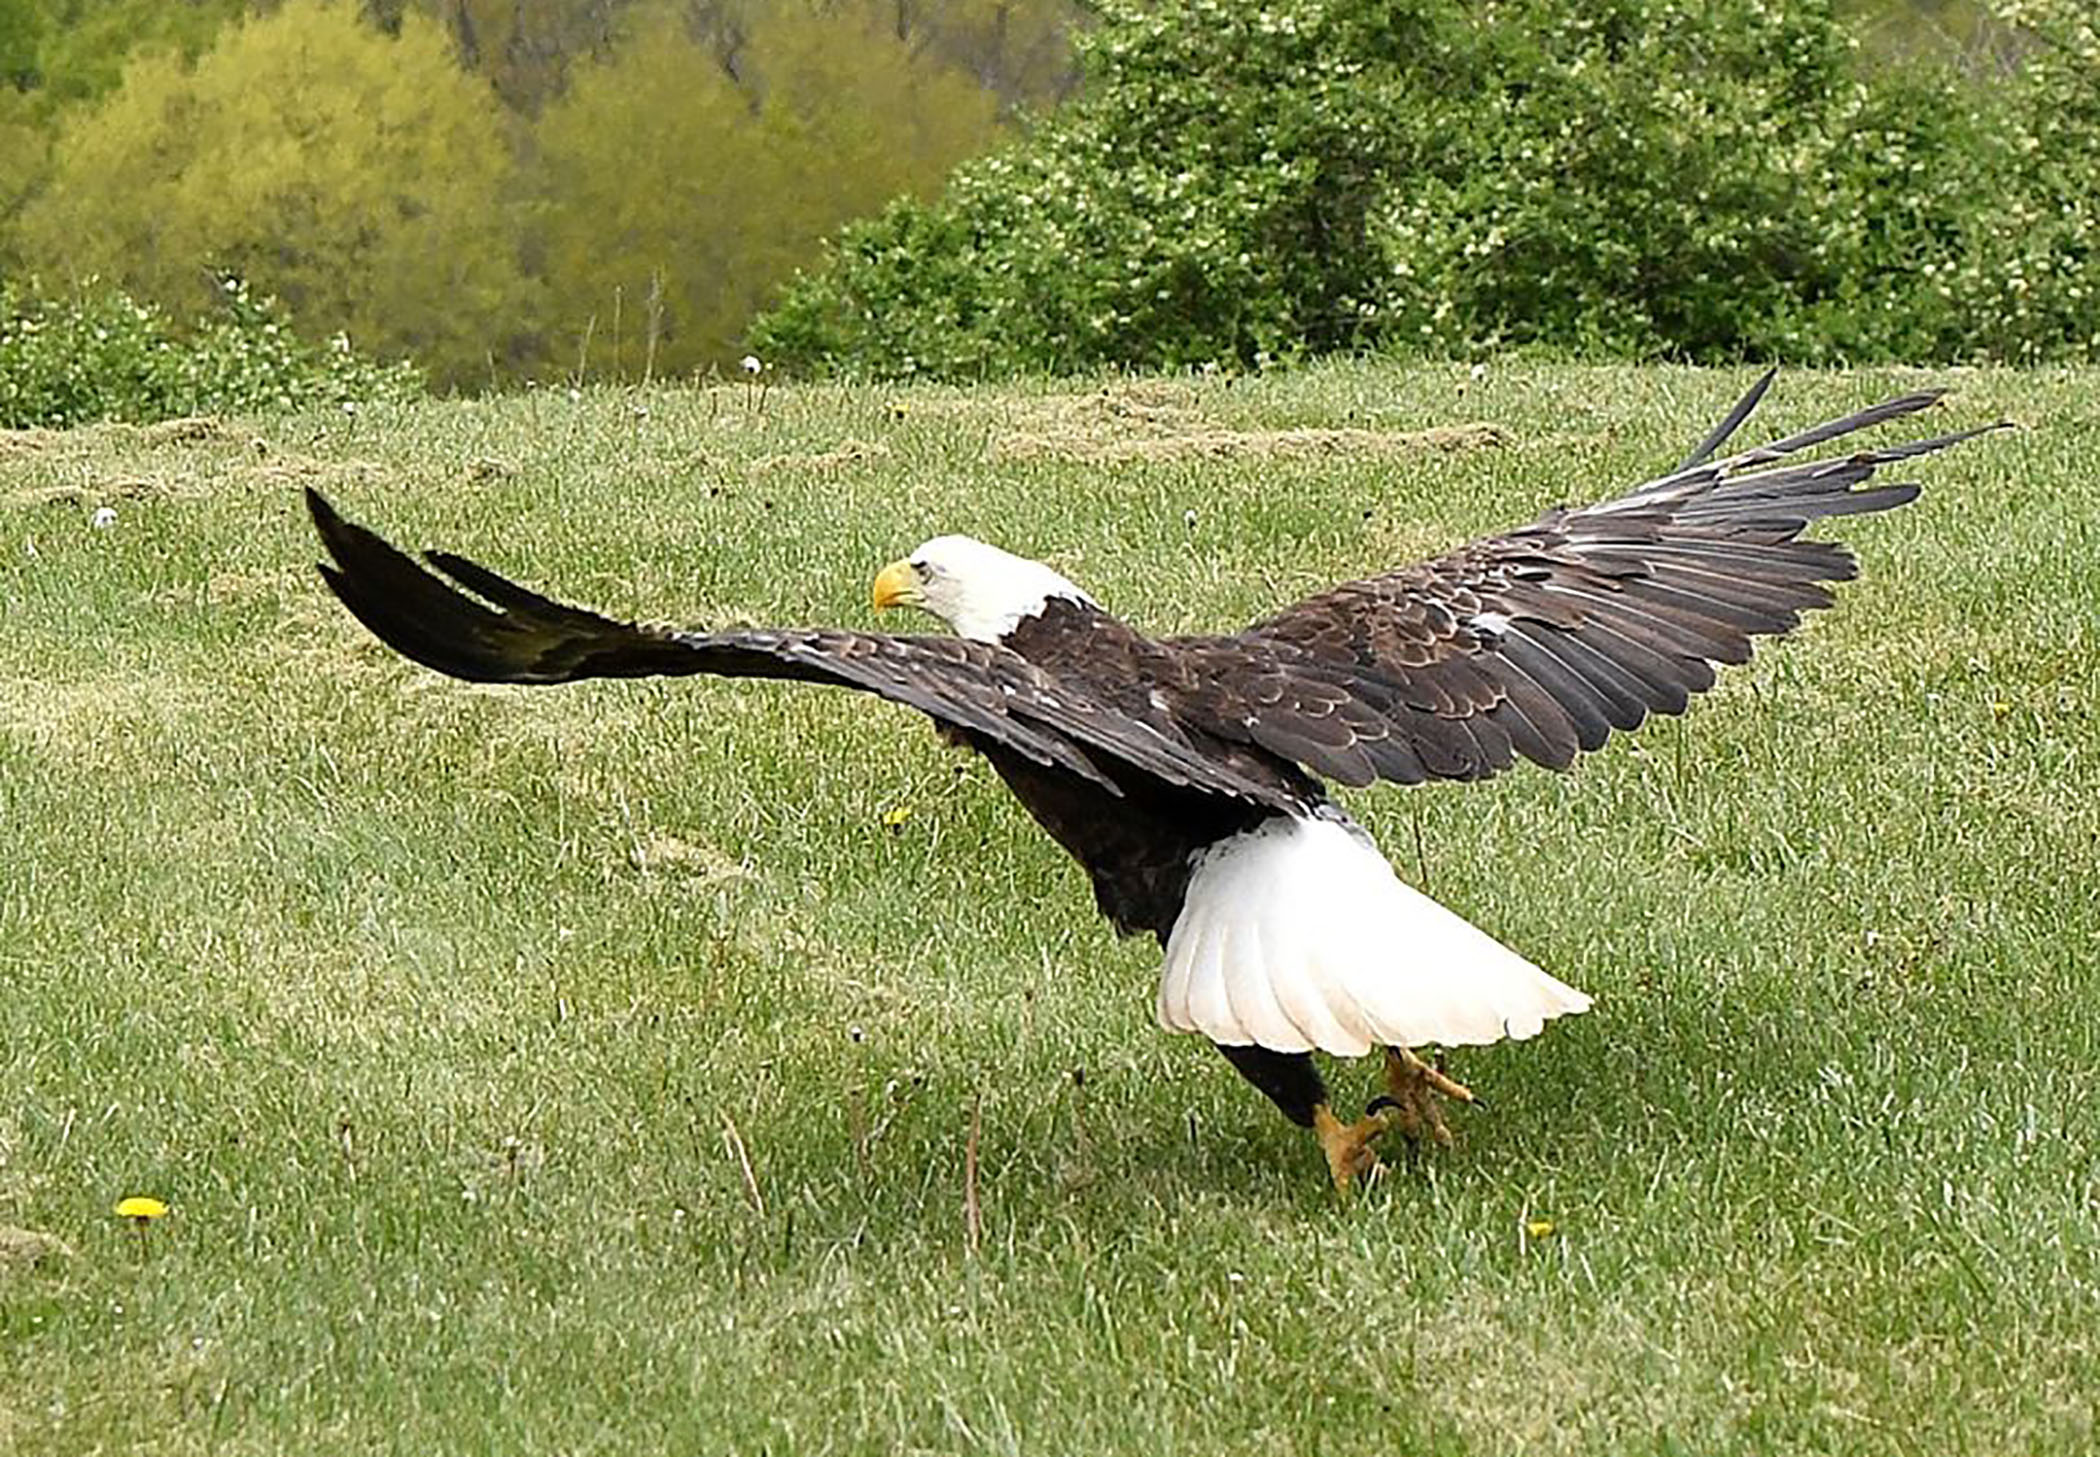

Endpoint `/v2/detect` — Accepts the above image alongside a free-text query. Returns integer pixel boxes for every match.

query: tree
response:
[531,5,766,379]
[532,0,1000,379]
[809,0,1085,114]
[30,0,251,106]
[17,0,532,386]
[388,0,627,115]
[0,0,44,88]
[751,1,1002,253]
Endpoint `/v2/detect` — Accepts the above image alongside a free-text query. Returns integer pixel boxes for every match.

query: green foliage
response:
[533,0,1002,380]
[1843,0,2002,59]
[1371,1,1881,359]
[4,0,1033,386]
[0,1,53,257]
[0,276,419,427]
[15,0,535,390]
[29,0,250,105]
[368,0,1083,118]
[754,0,2100,376]
[531,6,763,380]
[1945,0,2100,361]
[16,0,2073,386]
[0,0,44,86]
[758,0,1438,376]
[0,84,46,255]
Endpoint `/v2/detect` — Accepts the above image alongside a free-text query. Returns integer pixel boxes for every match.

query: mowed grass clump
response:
[2,367,2095,1453]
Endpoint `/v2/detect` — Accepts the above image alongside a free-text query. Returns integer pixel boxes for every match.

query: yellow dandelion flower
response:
[1525,1219,1556,1239]
[115,1196,167,1260]
[882,804,913,830]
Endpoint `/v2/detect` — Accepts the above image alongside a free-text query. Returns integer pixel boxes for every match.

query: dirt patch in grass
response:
[4,473,194,509]
[628,830,756,885]
[258,576,409,685]
[0,427,66,460]
[135,416,246,447]
[144,564,306,612]
[205,565,303,607]
[2,433,386,511]
[250,453,401,501]
[985,384,1510,464]
[0,414,247,464]
[748,438,892,474]
[992,421,1511,465]
[0,1225,74,1273]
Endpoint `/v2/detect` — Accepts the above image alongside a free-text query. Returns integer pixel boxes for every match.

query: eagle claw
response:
[1375,1046,1478,1150]
[1314,1104,1395,1191]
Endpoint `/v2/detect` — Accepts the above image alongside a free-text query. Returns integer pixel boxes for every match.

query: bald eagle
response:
[306,375,1994,1187]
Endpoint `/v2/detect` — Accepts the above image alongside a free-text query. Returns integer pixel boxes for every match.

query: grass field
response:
[2,364,2096,1454]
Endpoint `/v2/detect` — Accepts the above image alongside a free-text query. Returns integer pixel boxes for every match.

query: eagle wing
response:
[304,489,1298,811]
[1162,376,2004,788]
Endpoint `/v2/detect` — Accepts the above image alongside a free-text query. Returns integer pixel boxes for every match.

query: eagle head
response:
[872,535,1094,644]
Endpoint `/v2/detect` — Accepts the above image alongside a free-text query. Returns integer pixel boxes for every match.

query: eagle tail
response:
[1157,813,1591,1057]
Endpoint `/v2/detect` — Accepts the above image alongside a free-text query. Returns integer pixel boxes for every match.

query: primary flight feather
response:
[307,375,1997,1186]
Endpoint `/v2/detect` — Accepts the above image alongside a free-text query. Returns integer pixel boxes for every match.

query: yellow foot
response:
[1370,1045,1479,1148]
[1313,1103,1397,1191]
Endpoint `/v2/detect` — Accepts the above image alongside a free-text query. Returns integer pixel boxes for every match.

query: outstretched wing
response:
[304,489,1297,810]
[1160,377,2004,788]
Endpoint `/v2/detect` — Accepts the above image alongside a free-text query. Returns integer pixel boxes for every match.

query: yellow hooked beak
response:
[871,559,923,613]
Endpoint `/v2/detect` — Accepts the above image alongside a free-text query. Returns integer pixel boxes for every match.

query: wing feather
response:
[1157,380,2004,785]
[306,490,1301,812]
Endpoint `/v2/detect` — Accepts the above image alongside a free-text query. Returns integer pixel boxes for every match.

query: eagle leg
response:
[1213,1043,1471,1190]
[1367,1045,1478,1149]
[1213,1044,1392,1192]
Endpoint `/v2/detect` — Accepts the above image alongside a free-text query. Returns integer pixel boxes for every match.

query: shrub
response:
[752,0,2098,376]
[0,277,421,428]
[1930,0,2100,362]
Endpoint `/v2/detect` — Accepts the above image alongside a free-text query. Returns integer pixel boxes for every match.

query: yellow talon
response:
[1390,1045,1477,1105]
[1314,1103,1397,1191]
[1311,1049,1480,1190]
[1373,1046,1478,1148]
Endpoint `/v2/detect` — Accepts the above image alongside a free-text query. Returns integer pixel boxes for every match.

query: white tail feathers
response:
[1156,814,1592,1057]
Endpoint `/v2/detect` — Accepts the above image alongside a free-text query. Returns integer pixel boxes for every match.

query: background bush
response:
[753,0,2100,376]
[0,276,420,428]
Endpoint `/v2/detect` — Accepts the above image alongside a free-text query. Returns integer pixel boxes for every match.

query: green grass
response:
[2,365,2096,1454]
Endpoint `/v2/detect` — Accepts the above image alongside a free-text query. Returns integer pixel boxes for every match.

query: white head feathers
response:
[890,535,1094,643]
